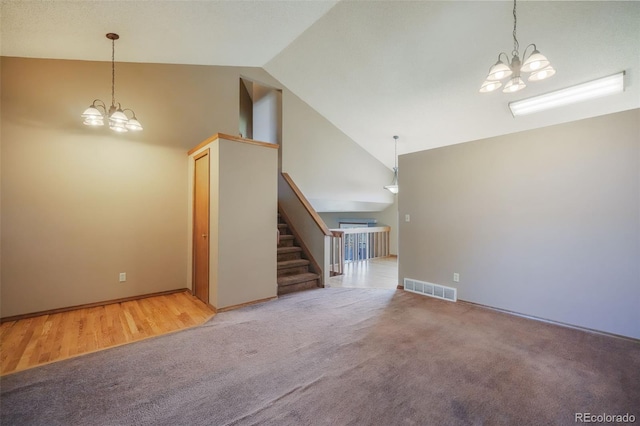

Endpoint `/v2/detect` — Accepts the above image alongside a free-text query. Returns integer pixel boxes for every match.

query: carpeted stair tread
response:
[279,235,294,241]
[277,223,288,229]
[277,246,302,254]
[277,259,310,270]
[277,272,319,287]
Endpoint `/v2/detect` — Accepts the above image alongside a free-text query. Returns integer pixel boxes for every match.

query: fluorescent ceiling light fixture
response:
[509,72,625,116]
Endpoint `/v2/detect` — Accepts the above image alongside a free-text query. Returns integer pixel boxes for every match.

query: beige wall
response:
[0,57,274,317]
[399,109,640,339]
[188,137,277,310]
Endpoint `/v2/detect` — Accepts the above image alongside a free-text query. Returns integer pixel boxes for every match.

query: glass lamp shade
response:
[83,117,104,126]
[125,118,143,131]
[109,121,129,132]
[521,50,550,73]
[528,66,556,82]
[384,184,399,194]
[487,61,513,81]
[479,80,502,93]
[503,76,526,93]
[81,106,103,119]
[109,109,129,125]
[384,168,399,194]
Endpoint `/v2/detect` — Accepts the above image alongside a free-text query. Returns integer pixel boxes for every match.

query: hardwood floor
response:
[0,291,215,376]
[326,256,398,289]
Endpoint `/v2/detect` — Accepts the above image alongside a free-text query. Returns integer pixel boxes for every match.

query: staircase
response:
[277,215,321,295]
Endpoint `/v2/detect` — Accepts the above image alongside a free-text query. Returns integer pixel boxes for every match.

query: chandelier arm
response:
[91,99,106,109]
[512,0,519,56]
[92,101,107,115]
[498,52,510,63]
[522,43,537,62]
[121,108,137,119]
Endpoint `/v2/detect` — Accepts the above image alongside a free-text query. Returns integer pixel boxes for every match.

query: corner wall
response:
[399,109,640,339]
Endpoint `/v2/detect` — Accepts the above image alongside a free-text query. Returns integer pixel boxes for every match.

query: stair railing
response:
[330,230,345,276]
[330,226,391,264]
[278,173,334,284]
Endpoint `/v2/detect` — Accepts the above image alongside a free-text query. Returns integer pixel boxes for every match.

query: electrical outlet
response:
[119,272,126,283]
[405,214,410,222]
[453,273,460,283]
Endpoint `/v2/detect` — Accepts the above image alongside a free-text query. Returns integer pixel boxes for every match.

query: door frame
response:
[192,149,210,304]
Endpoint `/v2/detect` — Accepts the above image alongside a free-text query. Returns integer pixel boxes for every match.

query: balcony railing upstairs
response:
[329,226,391,276]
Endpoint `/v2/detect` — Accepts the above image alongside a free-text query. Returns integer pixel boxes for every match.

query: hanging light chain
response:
[111,37,116,108]
[394,135,398,169]
[512,0,519,56]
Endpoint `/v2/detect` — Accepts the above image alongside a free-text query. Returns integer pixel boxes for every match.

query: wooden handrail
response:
[329,226,390,235]
[188,133,279,156]
[281,172,332,236]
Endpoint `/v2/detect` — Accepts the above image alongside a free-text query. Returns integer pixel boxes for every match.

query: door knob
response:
[202,234,207,238]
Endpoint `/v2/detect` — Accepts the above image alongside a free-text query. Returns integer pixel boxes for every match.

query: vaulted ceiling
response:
[2,1,639,169]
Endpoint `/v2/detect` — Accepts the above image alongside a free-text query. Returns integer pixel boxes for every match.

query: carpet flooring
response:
[1,288,639,425]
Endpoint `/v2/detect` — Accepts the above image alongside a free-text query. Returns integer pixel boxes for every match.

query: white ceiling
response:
[2,1,639,169]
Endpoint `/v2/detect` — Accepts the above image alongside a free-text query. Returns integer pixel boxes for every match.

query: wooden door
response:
[193,150,210,304]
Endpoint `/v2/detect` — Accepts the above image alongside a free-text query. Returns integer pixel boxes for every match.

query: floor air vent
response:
[404,278,457,302]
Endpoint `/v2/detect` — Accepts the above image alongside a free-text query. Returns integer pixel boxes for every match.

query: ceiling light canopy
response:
[81,33,143,133]
[384,135,399,194]
[509,72,625,116]
[480,0,554,94]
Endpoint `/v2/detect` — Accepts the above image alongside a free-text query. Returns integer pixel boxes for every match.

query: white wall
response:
[399,109,640,339]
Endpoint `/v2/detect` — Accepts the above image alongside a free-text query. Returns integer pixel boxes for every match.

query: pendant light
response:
[384,136,399,194]
[81,33,143,132]
[479,0,554,94]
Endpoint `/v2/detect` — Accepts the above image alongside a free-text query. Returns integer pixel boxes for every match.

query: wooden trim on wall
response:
[279,205,325,287]
[0,288,189,323]
[187,133,279,156]
[216,296,278,313]
[281,172,331,236]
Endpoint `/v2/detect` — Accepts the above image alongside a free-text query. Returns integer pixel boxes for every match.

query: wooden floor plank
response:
[0,291,215,376]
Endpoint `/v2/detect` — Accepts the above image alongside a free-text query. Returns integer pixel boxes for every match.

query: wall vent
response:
[404,278,457,302]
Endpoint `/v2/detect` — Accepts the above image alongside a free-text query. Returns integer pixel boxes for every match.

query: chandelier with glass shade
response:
[81,33,143,132]
[480,0,555,94]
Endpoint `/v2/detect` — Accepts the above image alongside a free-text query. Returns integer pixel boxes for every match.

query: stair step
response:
[277,246,301,254]
[277,272,320,287]
[277,246,302,261]
[278,280,319,295]
[277,259,310,269]
[277,259,310,277]
[277,234,295,248]
[277,223,291,236]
